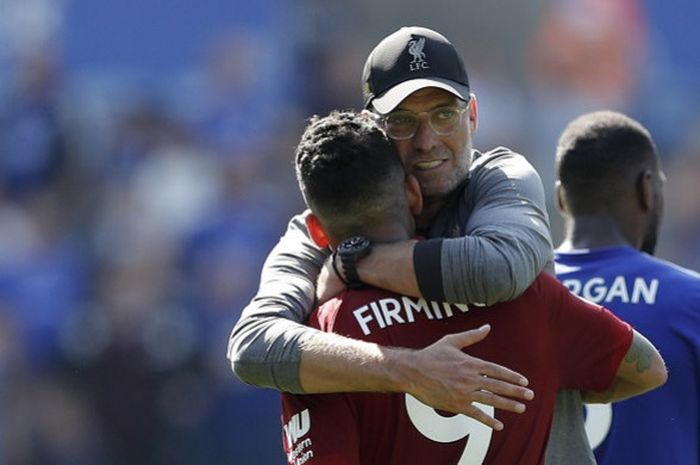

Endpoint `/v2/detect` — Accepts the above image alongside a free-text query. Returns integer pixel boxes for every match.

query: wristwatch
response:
[336,236,373,289]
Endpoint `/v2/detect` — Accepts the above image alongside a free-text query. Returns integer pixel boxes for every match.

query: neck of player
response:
[331,220,413,249]
[559,215,638,252]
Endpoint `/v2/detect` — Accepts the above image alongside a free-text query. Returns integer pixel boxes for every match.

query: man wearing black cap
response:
[229,26,590,463]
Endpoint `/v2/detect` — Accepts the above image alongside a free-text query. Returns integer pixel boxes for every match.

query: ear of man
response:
[467,93,479,134]
[305,213,330,248]
[554,181,569,216]
[636,169,655,213]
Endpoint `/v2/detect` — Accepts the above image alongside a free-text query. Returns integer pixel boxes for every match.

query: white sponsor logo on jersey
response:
[284,409,314,464]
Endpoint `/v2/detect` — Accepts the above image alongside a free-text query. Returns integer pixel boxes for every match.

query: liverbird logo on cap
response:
[408,37,429,71]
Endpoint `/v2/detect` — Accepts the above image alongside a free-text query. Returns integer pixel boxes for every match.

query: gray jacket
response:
[228,146,593,464]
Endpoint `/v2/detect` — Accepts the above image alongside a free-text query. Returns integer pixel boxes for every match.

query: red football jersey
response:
[280,273,632,465]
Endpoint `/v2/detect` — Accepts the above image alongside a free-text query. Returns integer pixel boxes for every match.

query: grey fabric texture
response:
[227,147,592,464]
[547,390,597,465]
[228,212,328,393]
[425,147,553,305]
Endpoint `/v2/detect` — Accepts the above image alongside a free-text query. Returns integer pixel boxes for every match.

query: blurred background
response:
[0,0,698,463]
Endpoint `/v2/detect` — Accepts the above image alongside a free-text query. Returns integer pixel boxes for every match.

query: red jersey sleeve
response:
[544,274,633,391]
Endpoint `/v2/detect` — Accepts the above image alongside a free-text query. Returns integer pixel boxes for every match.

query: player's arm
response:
[229,213,534,428]
[352,150,553,305]
[582,331,667,403]
[550,275,667,402]
[299,324,533,431]
[228,212,329,391]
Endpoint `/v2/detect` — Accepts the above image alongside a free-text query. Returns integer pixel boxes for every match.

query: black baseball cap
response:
[362,26,471,114]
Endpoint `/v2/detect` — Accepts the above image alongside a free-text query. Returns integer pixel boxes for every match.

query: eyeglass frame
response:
[377,99,471,141]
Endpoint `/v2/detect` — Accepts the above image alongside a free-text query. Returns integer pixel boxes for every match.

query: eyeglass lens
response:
[384,105,466,140]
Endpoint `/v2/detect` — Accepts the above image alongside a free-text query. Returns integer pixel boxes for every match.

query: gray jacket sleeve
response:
[227,211,330,392]
[414,148,554,305]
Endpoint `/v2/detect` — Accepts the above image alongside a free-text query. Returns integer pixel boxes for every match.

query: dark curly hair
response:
[556,110,659,215]
[295,110,408,240]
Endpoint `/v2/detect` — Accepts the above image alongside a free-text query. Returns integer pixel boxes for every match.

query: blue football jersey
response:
[555,246,700,465]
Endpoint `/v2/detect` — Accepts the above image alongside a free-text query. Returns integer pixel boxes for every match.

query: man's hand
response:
[299,324,533,431]
[398,325,534,431]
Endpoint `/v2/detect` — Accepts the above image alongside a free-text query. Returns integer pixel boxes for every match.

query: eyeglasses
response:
[380,103,469,140]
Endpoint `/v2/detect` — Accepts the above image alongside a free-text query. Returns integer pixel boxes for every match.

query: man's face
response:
[384,88,476,202]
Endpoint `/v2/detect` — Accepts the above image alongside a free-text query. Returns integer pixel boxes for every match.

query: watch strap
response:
[331,249,350,286]
[340,251,364,289]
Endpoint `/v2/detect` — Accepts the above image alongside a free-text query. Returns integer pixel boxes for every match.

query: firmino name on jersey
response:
[353,297,469,336]
[561,276,659,305]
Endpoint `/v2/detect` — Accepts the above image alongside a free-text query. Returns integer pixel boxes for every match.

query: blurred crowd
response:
[0,0,698,464]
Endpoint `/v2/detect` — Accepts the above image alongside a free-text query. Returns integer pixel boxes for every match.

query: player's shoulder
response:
[501,273,564,309]
[471,146,533,171]
[644,254,700,287]
[469,146,541,190]
[525,272,567,297]
[315,288,398,332]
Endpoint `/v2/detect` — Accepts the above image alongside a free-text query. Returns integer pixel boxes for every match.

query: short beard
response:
[419,149,472,201]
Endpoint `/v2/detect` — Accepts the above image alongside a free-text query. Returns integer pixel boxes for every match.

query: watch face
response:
[340,236,371,254]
